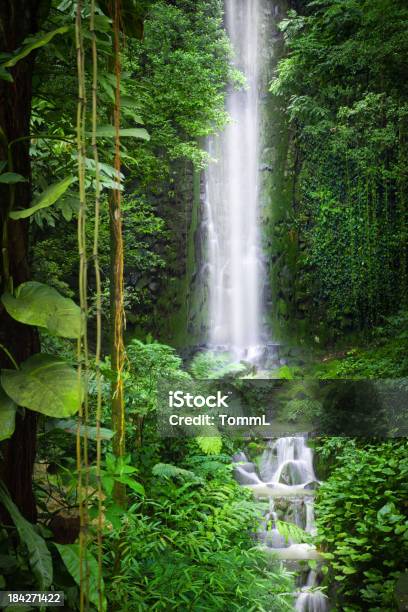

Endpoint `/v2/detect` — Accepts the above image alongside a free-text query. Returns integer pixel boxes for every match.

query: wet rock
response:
[232,451,248,463]
[234,466,260,486]
[238,462,257,473]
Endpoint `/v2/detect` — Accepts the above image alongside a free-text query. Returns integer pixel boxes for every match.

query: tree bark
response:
[0,0,43,521]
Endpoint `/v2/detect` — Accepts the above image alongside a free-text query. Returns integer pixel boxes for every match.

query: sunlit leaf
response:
[92,125,149,140]
[1,354,82,418]
[9,176,75,220]
[1,281,81,338]
[2,26,70,69]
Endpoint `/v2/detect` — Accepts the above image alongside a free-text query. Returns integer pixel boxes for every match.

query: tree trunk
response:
[0,0,43,521]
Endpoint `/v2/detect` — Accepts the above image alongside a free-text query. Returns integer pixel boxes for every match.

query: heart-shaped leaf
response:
[0,387,17,441]
[1,354,82,418]
[2,281,81,338]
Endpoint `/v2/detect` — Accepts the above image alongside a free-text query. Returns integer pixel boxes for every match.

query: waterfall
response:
[233,437,329,611]
[205,0,264,360]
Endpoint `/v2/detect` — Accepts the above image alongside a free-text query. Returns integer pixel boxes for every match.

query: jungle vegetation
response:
[0,0,407,611]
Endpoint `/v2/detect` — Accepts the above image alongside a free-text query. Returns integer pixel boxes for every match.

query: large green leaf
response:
[47,418,114,441]
[56,544,107,612]
[0,482,52,590]
[92,125,150,140]
[2,26,69,68]
[0,388,17,441]
[0,172,27,184]
[9,176,74,220]
[1,281,81,338]
[1,354,82,418]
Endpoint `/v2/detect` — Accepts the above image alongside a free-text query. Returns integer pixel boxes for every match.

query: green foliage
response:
[0,482,53,591]
[1,26,70,73]
[1,281,81,339]
[9,176,75,220]
[190,351,247,379]
[271,0,408,335]
[105,449,294,611]
[195,435,223,455]
[315,439,408,610]
[100,454,145,497]
[28,0,234,336]
[56,544,107,612]
[127,0,236,184]
[313,311,408,379]
[123,339,189,418]
[1,354,81,418]
[0,388,17,441]
[91,126,149,140]
[151,462,199,482]
[275,520,313,546]
[46,418,114,441]
[0,172,27,184]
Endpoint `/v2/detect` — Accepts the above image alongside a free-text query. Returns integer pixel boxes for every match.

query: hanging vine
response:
[90,0,104,608]
[75,1,90,609]
[110,0,127,508]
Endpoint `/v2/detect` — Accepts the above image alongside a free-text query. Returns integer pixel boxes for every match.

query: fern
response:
[195,435,223,455]
[275,520,313,545]
[151,463,198,481]
[190,351,246,380]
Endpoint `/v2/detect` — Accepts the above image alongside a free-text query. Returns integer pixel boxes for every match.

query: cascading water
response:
[205,0,264,360]
[233,437,329,611]
[205,3,328,609]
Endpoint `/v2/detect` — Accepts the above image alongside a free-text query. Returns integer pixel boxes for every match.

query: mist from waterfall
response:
[205,0,263,360]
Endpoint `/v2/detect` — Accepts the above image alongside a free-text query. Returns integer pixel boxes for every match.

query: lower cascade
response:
[233,437,329,611]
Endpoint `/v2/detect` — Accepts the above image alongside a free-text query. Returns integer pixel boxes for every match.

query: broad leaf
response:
[9,176,74,220]
[120,96,142,113]
[56,544,107,611]
[2,281,81,338]
[92,125,150,140]
[2,26,70,68]
[0,65,13,82]
[0,482,52,590]
[1,354,82,418]
[115,475,145,496]
[0,172,27,184]
[47,418,114,441]
[0,387,17,441]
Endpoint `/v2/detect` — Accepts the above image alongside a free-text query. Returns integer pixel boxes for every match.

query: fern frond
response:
[152,463,198,481]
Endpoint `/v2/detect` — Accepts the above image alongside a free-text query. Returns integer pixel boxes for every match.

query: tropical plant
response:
[315,438,408,610]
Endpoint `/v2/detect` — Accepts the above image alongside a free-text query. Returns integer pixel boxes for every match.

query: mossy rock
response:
[277,298,289,317]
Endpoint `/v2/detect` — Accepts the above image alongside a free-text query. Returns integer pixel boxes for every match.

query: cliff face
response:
[145,0,297,352]
[154,160,208,351]
[154,0,293,352]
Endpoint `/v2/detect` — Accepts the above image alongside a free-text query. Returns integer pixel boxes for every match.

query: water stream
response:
[204,2,328,609]
[234,438,328,611]
[205,0,263,361]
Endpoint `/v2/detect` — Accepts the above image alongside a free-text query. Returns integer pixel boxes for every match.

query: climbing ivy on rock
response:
[270,0,408,338]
